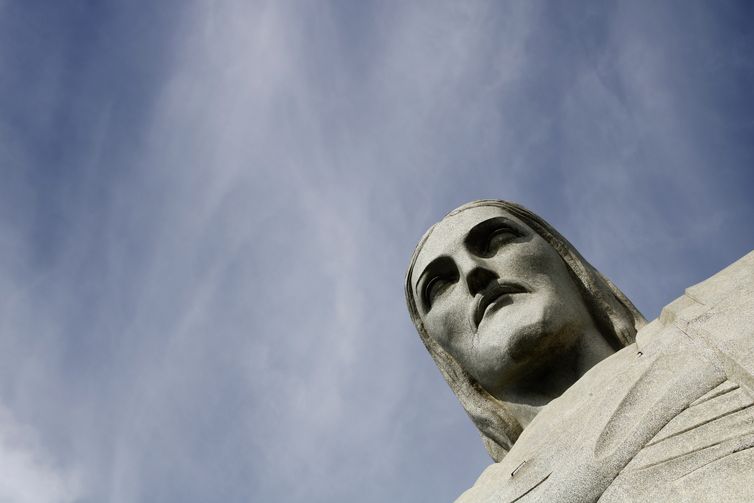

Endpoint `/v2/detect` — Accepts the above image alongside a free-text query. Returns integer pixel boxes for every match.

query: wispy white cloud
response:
[0,405,79,503]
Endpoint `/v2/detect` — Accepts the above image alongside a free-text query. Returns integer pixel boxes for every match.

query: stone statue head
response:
[405,200,645,461]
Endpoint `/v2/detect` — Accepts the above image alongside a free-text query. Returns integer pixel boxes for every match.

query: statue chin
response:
[471,309,605,403]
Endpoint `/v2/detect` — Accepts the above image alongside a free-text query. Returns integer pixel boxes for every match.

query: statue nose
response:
[466,267,498,297]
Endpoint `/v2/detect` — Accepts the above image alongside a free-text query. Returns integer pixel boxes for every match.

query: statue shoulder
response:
[651,250,754,392]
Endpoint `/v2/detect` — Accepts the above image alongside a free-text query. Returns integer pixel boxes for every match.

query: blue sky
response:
[1,1,753,502]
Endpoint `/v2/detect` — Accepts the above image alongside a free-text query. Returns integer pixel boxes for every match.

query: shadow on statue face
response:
[411,205,598,397]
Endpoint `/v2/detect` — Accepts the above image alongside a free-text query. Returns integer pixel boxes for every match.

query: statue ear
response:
[481,433,508,462]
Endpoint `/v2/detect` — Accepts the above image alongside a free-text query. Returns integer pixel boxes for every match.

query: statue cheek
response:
[513,237,562,274]
[426,310,470,357]
[423,313,453,350]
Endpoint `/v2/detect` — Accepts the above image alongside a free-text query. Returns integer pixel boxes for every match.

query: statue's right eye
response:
[419,256,459,311]
[425,276,452,309]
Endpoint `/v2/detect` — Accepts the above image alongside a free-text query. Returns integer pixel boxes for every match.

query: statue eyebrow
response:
[463,216,519,254]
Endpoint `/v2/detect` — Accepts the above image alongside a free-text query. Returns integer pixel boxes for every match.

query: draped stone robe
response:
[457,251,754,503]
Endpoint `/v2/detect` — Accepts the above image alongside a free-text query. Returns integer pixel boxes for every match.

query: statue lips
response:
[472,282,528,330]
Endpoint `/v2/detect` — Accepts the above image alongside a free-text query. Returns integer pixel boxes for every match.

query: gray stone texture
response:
[406,200,754,502]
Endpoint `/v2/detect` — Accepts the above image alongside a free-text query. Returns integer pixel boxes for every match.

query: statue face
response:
[411,205,595,396]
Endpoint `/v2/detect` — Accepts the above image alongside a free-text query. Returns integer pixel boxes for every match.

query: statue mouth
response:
[472,282,528,329]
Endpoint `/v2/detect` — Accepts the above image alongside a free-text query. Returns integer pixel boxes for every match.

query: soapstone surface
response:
[405,200,754,502]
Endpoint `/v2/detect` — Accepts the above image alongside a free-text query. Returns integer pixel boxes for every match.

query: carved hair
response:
[404,200,646,461]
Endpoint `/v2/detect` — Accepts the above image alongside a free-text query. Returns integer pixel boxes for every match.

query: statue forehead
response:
[413,205,516,281]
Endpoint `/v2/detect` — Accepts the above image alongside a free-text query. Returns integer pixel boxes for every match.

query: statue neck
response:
[495,326,615,429]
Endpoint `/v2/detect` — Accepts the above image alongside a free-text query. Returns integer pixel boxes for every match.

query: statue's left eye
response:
[419,256,459,311]
[484,227,518,255]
